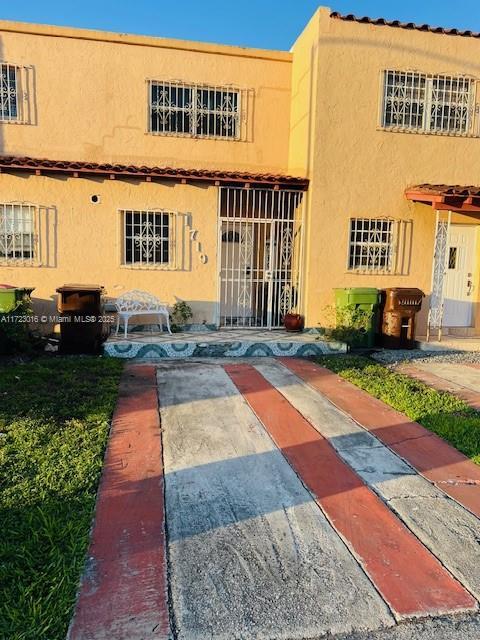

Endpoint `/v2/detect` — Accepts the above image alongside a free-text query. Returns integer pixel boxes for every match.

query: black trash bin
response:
[56,284,104,354]
[380,288,424,349]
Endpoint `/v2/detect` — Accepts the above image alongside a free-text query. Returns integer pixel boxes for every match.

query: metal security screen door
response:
[218,187,305,328]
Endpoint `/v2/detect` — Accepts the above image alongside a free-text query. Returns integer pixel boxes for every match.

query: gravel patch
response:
[369,349,480,367]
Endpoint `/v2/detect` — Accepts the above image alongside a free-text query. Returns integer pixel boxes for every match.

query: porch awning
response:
[405,184,480,212]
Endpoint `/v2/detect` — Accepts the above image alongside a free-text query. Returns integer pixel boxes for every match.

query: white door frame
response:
[443,224,477,327]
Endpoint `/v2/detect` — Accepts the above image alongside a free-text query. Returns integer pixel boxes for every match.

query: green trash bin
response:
[0,288,19,313]
[0,286,35,355]
[0,286,35,313]
[334,287,380,348]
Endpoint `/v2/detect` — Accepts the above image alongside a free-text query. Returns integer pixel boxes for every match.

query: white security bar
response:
[148,80,245,140]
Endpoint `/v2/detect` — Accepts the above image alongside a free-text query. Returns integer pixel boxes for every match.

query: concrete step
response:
[103,330,347,358]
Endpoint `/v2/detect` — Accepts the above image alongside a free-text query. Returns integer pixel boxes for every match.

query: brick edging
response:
[68,364,170,640]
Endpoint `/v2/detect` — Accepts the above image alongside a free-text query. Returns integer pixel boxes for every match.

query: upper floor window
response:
[0,204,36,263]
[148,80,243,140]
[0,63,20,121]
[381,70,476,136]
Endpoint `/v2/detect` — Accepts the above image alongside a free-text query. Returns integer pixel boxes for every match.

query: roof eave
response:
[406,186,480,212]
[0,156,309,190]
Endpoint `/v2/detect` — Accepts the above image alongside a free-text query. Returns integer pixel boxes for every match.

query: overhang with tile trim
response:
[405,184,480,212]
[0,155,309,190]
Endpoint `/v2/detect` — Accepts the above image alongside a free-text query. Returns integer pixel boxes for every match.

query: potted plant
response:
[283,307,304,332]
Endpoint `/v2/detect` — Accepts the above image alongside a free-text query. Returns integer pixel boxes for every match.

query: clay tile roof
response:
[408,184,480,197]
[0,155,308,189]
[330,11,480,39]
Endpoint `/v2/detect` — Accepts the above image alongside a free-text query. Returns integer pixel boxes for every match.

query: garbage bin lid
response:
[56,284,104,293]
[383,287,424,296]
[335,287,379,293]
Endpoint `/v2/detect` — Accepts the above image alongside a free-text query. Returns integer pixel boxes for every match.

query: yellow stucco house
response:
[1,7,480,339]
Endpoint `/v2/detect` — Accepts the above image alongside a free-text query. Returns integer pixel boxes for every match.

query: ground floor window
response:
[0,203,36,263]
[347,217,413,275]
[121,209,178,268]
[348,218,395,272]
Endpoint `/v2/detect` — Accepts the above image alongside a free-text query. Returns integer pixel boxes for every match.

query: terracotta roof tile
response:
[331,11,480,39]
[0,155,308,189]
[408,184,480,197]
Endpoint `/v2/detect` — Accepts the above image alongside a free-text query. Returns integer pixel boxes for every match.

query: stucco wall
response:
[0,173,219,327]
[0,21,292,173]
[4,11,480,335]
[290,8,480,332]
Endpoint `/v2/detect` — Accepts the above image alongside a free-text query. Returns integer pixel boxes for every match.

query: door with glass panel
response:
[443,225,477,327]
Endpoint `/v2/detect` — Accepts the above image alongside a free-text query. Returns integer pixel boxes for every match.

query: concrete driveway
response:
[69,358,480,640]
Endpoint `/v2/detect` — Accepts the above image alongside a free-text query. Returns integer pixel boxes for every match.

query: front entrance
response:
[218,187,304,328]
[443,225,477,327]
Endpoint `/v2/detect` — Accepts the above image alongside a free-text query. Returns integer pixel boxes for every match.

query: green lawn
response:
[316,355,480,465]
[0,356,123,640]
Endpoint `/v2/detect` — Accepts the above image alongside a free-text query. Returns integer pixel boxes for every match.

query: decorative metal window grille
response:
[381,70,476,136]
[0,63,31,123]
[348,218,395,272]
[0,204,36,263]
[121,210,179,268]
[148,80,244,139]
[0,63,19,121]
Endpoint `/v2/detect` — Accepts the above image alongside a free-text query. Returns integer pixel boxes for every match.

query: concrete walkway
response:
[397,360,480,410]
[69,358,480,640]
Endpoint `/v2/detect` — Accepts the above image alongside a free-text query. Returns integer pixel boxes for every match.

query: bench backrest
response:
[115,289,165,312]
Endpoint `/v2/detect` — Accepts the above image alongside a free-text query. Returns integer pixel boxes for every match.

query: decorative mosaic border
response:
[104,339,347,359]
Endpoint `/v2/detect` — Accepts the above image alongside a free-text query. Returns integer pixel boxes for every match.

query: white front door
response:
[443,225,477,327]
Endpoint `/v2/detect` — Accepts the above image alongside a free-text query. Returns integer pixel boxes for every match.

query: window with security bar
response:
[0,63,20,121]
[149,81,242,139]
[381,70,476,135]
[121,210,178,268]
[348,218,395,272]
[0,204,36,262]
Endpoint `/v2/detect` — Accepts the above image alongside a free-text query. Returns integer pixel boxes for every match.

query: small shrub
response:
[318,304,375,348]
[170,300,193,332]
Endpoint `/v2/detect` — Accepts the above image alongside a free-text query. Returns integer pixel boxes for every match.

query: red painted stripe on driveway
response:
[68,364,170,640]
[224,363,476,620]
[281,358,480,519]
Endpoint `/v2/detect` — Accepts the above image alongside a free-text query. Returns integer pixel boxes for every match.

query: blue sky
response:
[1,1,480,50]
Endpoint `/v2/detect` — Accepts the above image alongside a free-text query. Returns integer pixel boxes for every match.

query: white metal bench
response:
[114,289,172,337]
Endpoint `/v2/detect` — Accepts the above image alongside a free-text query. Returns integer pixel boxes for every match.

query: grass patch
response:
[0,356,123,640]
[316,355,480,465]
